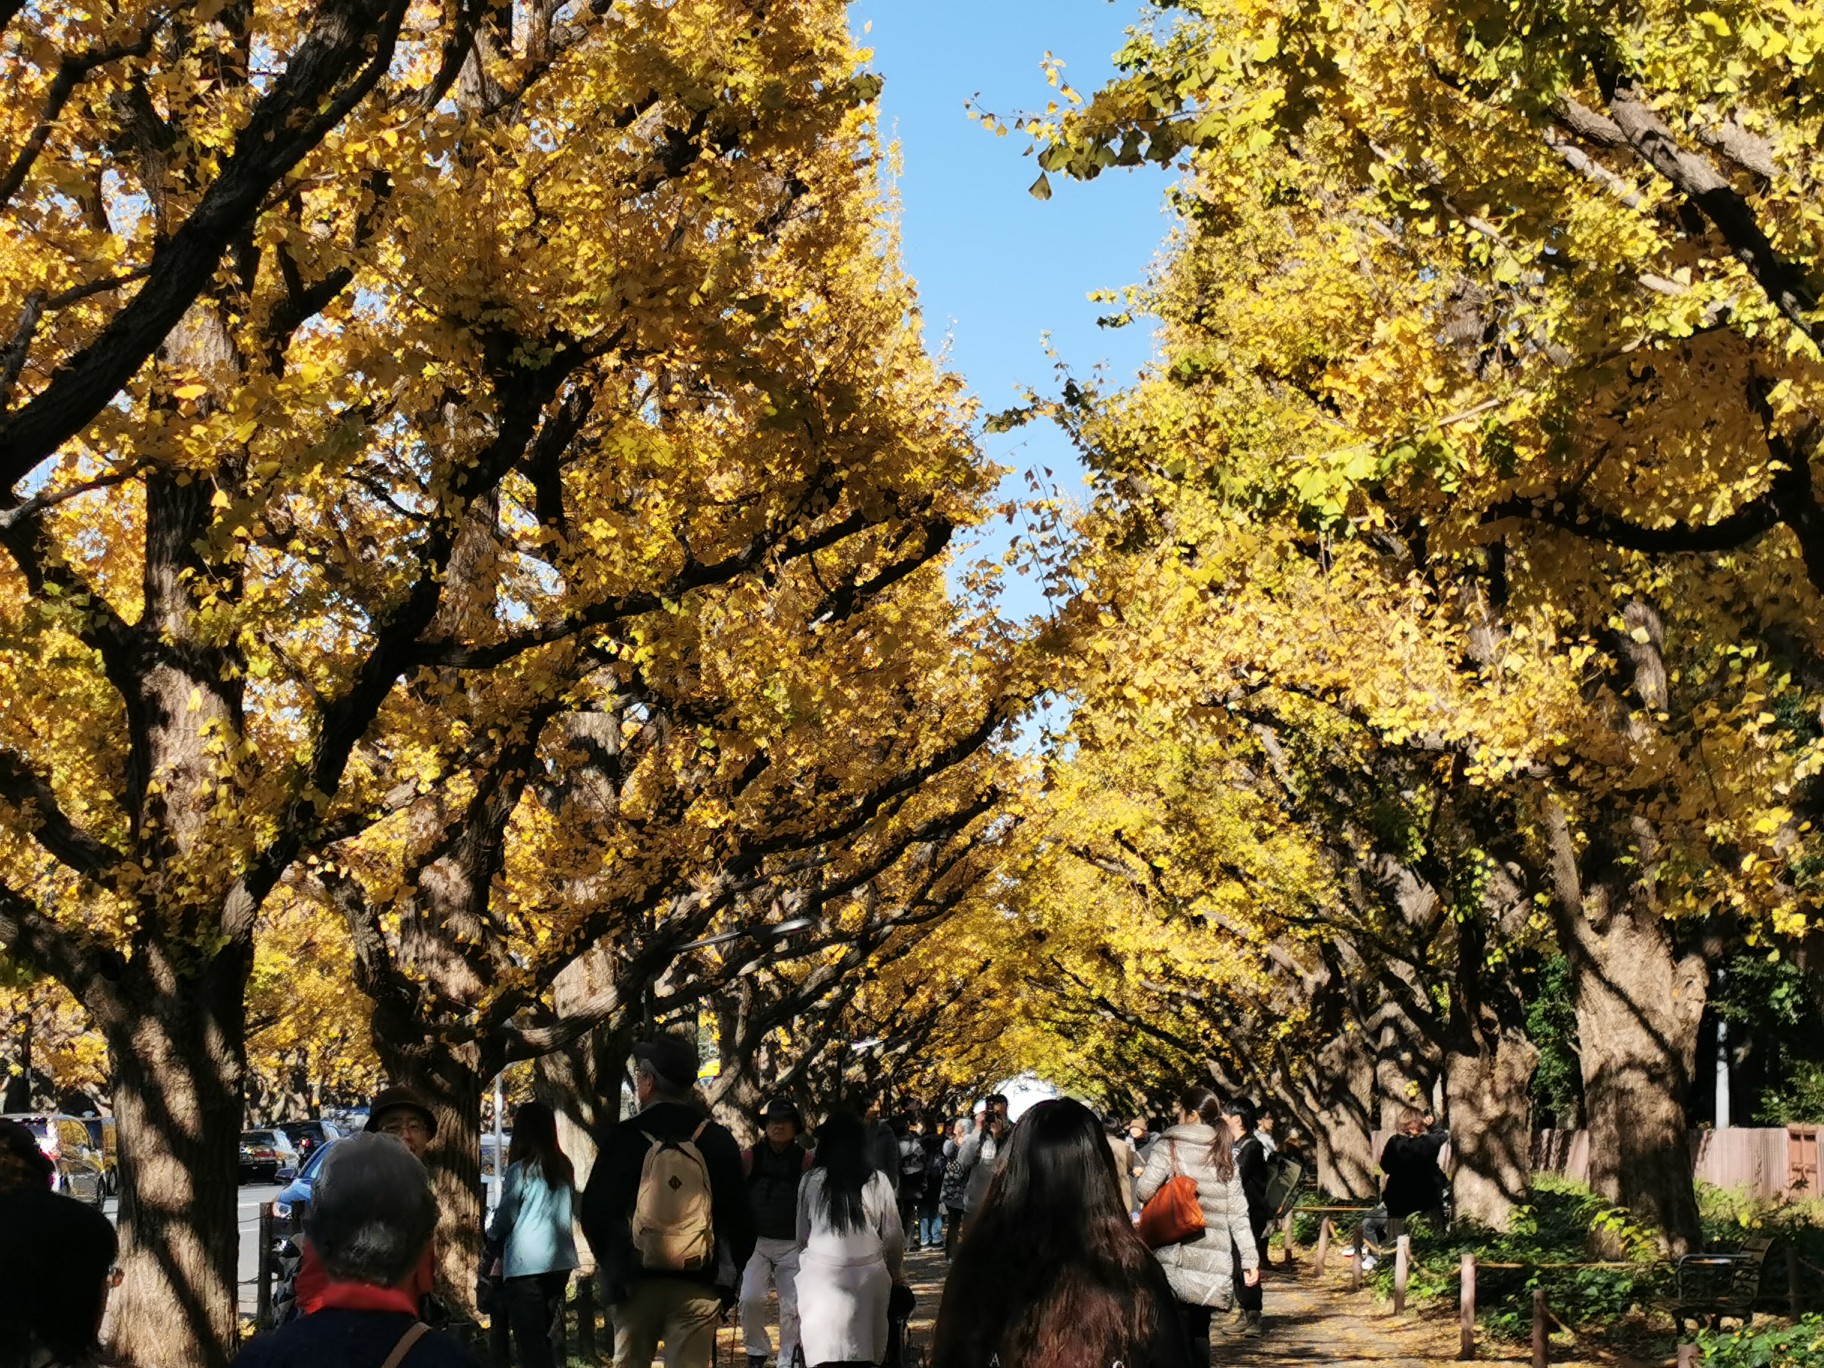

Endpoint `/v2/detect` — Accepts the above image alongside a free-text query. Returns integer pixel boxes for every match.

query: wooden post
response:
[1393,1233,1411,1313]
[1281,1210,1296,1266]
[255,1204,275,1329]
[1458,1253,1475,1360]
[1316,1217,1333,1272]
[1531,1289,1548,1368]
[1791,1245,1804,1320]
[1349,1237,1362,1291]
[576,1274,598,1362]
[1676,1345,1698,1368]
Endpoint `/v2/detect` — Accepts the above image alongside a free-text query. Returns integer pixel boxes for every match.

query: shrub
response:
[1698,1315,1824,1368]
[1365,1179,1668,1342]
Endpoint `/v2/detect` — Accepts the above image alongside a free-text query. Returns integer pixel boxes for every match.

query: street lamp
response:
[676,916,815,953]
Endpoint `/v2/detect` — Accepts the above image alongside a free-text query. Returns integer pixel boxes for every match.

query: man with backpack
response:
[580,1031,755,1368]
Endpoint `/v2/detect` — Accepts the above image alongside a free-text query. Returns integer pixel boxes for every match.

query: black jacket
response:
[1380,1127,1448,1218]
[745,1140,809,1243]
[579,1100,755,1304]
[231,1311,479,1368]
[1233,1135,1273,1237]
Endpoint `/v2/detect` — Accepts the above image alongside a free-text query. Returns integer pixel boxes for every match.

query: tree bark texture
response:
[372,1015,486,1313]
[1444,1023,1538,1229]
[1311,1030,1378,1198]
[1444,882,1539,1231]
[1545,802,1705,1252]
[105,946,250,1368]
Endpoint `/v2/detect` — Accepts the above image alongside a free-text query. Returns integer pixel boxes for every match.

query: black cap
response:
[633,1031,700,1089]
[760,1098,801,1128]
[364,1085,438,1138]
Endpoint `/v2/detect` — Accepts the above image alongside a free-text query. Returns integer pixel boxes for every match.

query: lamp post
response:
[675,916,816,954]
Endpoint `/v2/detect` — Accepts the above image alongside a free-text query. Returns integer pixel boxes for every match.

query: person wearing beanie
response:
[0,1187,118,1368]
[0,1117,55,1197]
[285,1084,442,1321]
[739,1099,813,1368]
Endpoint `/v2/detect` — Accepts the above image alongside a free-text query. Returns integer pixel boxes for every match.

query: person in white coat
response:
[794,1110,907,1368]
[1135,1086,1260,1358]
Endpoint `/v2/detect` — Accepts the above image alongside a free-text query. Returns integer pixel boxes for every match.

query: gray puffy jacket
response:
[1135,1123,1259,1308]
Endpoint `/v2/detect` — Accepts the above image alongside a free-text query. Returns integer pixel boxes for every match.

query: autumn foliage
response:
[6,2,1824,1362]
[986,0,1824,1254]
[0,1,1016,1363]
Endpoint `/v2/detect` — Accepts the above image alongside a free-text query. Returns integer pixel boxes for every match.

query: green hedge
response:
[1697,1316,1824,1368]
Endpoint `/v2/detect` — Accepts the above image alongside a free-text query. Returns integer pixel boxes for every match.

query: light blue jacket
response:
[488,1159,580,1278]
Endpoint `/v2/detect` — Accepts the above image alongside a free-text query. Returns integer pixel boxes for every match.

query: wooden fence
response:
[1530,1127,1821,1201]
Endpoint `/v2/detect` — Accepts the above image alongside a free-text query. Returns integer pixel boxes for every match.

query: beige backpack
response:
[632,1122,716,1270]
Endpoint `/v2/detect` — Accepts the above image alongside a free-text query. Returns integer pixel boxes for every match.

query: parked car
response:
[481,1132,511,1215]
[1,1112,107,1206]
[239,1128,300,1184]
[81,1116,119,1195]
[272,1135,338,1233]
[276,1119,340,1160]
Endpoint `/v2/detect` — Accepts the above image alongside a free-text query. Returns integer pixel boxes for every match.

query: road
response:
[104,1181,286,1316]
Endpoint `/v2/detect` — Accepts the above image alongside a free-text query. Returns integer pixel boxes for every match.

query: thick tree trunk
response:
[1444,1023,1537,1229]
[1545,803,1704,1253]
[1446,898,1539,1230]
[106,947,249,1368]
[705,1062,764,1146]
[1569,915,1703,1251]
[1312,1032,1377,1198]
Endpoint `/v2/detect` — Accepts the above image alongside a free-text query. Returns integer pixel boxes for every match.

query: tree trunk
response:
[1444,1022,1537,1228]
[1445,895,1539,1230]
[106,947,249,1368]
[1545,803,1704,1252]
[1312,1032,1377,1198]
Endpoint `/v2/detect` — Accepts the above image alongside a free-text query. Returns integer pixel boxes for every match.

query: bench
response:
[1671,1236,1774,1335]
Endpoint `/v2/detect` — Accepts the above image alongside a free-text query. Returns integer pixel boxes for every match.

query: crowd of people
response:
[0,1040,1447,1368]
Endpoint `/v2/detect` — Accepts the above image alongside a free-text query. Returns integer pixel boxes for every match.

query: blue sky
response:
[848,0,1176,621]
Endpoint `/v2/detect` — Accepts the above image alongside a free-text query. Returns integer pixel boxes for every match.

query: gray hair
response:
[635,1060,692,1103]
[305,1133,437,1289]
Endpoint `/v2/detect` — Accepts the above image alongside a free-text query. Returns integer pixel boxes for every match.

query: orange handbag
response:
[1136,1140,1205,1249]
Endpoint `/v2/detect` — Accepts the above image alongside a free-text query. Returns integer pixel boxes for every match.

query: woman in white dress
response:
[795,1110,907,1367]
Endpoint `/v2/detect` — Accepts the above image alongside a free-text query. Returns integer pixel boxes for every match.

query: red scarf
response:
[297,1240,436,1314]
[315,1280,419,1316]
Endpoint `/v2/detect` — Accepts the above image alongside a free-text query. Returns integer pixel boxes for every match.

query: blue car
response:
[272,1136,339,1233]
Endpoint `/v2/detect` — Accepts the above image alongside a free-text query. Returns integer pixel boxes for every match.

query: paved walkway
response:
[715,1245,1628,1368]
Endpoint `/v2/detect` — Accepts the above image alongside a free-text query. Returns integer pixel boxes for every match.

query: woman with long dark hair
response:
[487,1102,579,1368]
[1135,1086,1259,1358]
[931,1099,1193,1368]
[795,1109,907,1367]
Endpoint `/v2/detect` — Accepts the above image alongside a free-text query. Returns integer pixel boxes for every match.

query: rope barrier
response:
[1474,1261,1647,1270]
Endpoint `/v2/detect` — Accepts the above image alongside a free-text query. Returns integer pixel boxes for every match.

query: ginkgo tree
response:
[0,1,1015,1363]
[998,0,1824,1251]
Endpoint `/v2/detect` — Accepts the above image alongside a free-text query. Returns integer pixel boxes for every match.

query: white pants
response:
[739,1236,801,1364]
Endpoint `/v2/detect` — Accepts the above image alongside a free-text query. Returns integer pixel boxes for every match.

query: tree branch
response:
[0,749,130,880]
[0,22,164,213]
[0,876,123,1011]
[0,0,413,488]
[1555,91,1817,343]
[1485,486,1781,554]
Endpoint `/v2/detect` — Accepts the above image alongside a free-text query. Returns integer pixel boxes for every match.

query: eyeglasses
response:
[380,1116,431,1136]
